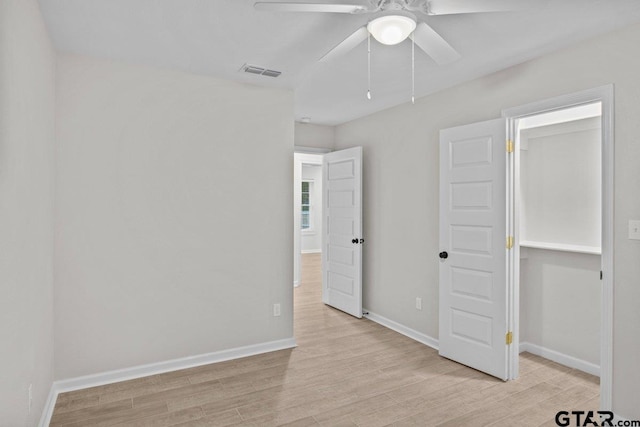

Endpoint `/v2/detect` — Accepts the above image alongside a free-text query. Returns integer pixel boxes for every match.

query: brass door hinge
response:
[506,139,514,153]
[506,331,513,345]
[506,236,514,249]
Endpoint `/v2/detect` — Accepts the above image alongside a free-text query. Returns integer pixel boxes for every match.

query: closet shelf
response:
[519,240,601,255]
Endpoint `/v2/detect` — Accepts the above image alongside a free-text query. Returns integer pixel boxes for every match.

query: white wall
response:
[335,22,640,419]
[294,122,335,151]
[54,54,294,379]
[0,0,56,424]
[520,249,601,366]
[520,118,601,248]
[301,164,323,253]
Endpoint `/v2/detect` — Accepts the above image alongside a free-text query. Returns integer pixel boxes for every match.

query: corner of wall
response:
[0,0,57,425]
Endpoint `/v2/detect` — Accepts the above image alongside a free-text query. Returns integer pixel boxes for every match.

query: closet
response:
[518,103,602,375]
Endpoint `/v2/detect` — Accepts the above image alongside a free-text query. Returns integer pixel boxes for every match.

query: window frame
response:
[301,179,315,234]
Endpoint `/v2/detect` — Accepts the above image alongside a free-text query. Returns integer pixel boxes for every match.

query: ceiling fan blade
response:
[254,2,367,13]
[427,0,531,15]
[319,26,369,63]
[410,22,461,65]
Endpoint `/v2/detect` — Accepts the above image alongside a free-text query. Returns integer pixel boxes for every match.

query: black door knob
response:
[359,238,365,244]
[439,251,448,259]
[352,238,358,244]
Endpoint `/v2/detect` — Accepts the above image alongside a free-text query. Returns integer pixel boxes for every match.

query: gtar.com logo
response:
[555,411,640,427]
[555,411,614,426]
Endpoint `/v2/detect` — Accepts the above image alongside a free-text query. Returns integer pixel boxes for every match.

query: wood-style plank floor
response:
[50,253,599,426]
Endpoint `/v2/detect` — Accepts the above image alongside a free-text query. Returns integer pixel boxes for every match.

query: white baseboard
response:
[359,314,599,378]
[301,249,321,254]
[363,309,439,351]
[38,384,58,427]
[519,342,600,377]
[293,280,300,288]
[39,337,296,426]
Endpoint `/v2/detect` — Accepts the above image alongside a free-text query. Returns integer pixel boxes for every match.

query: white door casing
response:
[322,147,363,318]
[439,118,509,380]
[502,84,614,404]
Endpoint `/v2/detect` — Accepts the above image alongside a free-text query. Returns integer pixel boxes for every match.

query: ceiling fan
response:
[254,0,530,65]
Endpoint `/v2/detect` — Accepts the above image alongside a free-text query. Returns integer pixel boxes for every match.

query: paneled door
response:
[322,147,363,318]
[439,119,509,380]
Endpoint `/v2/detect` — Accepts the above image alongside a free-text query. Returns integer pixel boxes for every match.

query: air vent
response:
[240,64,282,78]
[261,69,282,78]
[244,65,264,75]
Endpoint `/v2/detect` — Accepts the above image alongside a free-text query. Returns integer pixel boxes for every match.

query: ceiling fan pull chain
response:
[367,32,372,100]
[411,31,415,104]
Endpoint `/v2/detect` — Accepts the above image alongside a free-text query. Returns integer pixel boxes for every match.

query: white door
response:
[439,118,510,380]
[322,146,363,318]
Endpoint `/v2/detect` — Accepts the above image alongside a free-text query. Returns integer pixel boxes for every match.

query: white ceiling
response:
[38,0,640,125]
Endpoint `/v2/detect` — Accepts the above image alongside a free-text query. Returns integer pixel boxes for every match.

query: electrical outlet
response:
[415,297,422,310]
[629,220,640,240]
[28,384,32,413]
[273,303,281,317]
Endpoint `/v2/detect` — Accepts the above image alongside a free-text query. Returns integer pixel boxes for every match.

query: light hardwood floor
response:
[50,253,599,426]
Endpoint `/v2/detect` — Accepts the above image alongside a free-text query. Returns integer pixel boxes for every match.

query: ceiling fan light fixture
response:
[367,15,416,45]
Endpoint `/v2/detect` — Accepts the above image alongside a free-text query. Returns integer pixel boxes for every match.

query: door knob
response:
[352,238,358,244]
[439,251,448,259]
[359,239,365,244]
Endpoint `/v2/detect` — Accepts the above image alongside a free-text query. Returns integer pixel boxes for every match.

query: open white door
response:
[322,146,363,318]
[439,118,510,380]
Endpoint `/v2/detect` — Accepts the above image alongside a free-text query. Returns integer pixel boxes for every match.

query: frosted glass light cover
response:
[367,15,416,46]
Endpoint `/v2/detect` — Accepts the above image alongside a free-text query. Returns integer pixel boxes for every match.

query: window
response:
[301,180,313,230]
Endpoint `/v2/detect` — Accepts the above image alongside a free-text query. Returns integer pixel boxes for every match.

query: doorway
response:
[504,85,613,411]
[293,147,364,318]
[293,152,324,289]
[516,102,602,380]
[438,85,613,410]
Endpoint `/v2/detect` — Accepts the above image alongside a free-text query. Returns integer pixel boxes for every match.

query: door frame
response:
[502,85,614,410]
